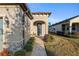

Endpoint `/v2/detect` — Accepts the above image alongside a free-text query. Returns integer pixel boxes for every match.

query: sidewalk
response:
[31,37,47,56]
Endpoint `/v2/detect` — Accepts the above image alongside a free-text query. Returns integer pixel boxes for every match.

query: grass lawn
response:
[44,34,79,56]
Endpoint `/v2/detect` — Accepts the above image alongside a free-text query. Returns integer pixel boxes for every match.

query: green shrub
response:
[23,37,35,51]
[13,37,35,56]
[27,38,34,44]
[24,43,33,51]
[14,49,26,56]
[47,35,54,42]
[30,37,35,42]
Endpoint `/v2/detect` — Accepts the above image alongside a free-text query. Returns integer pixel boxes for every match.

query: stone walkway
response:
[31,37,47,56]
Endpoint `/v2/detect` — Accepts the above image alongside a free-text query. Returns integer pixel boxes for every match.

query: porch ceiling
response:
[72,22,79,24]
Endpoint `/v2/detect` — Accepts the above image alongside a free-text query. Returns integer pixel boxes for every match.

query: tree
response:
[48,22,51,26]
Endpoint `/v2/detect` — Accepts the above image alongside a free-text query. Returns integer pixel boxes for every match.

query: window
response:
[72,24,76,30]
[67,26,69,30]
[0,17,3,50]
[0,17,3,19]
[62,24,65,31]
[53,28,55,30]
[0,17,3,34]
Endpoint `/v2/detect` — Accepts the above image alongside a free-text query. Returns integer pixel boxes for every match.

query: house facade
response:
[49,15,79,35]
[29,12,51,37]
[0,3,51,55]
[0,3,33,54]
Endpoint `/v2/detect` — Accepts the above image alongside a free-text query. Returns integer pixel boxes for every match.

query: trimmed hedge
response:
[14,49,26,56]
[23,37,35,51]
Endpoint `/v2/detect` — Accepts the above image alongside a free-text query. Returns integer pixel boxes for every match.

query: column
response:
[45,22,48,35]
[69,22,72,35]
[42,24,45,36]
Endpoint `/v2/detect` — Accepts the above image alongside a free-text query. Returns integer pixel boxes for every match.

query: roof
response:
[50,15,79,27]
[0,3,33,19]
[32,12,51,17]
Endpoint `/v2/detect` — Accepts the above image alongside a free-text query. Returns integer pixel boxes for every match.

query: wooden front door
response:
[37,23,42,36]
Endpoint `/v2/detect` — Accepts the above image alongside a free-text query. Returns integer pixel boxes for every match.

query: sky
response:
[28,3,79,24]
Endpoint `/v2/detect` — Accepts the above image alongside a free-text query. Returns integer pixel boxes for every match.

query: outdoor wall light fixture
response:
[5,16,9,28]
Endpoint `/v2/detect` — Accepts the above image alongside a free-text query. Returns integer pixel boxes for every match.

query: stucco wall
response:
[29,14,49,37]
[50,23,62,33]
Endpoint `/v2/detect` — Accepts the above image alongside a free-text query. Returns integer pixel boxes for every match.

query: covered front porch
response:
[33,20,46,37]
[62,22,79,35]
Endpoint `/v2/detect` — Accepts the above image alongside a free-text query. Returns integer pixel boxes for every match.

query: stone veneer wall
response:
[0,5,30,52]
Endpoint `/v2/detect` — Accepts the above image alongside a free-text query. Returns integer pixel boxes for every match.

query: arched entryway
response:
[33,21,45,36]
